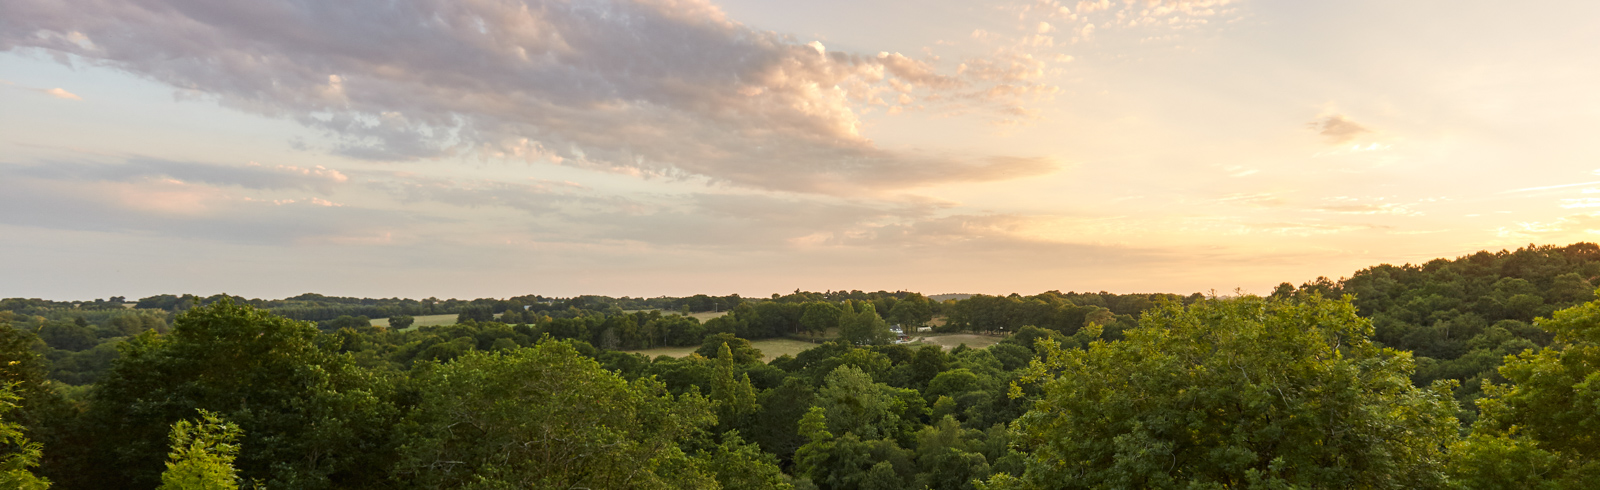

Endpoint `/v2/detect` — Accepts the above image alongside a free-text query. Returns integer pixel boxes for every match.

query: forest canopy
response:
[1,243,1598,488]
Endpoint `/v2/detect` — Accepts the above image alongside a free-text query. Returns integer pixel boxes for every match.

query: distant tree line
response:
[1279,242,1600,422]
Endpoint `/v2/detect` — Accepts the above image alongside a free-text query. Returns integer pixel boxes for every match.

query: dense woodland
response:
[1,243,1599,488]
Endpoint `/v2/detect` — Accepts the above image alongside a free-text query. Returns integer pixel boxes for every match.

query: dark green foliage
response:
[837,302,894,346]
[710,343,761,433]
[794,404,914,490]
[693,432,793,490]
[1452,288,1600,486]
[453,305,494,324]
[18,249,1600,488]
[36,321,95,352]
[395,340,718,488]
[942,291,1170,335]
[318,315,371,332]
[697,333,764,364]
[800,303,842,337]
[80,298,400,489]
[913,416,990,490]
[991,295,1460,489]
[1332,243,1600,413]
[44,341,119,386]
[996,325,1064,353]
[750,378,816,460]
[885,294,934,332]
[104,312,167,337]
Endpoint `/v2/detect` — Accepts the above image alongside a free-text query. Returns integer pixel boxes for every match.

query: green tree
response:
[860,461,904,490]
[455,305,494,324]
[0,324,52,418]
[914,416,991,490]
[902,345,948,391]
[800,303,843,338]
[887,296,934,333]
[696,333,763,364]
[105,310,169,337]
[386,315,414,331]
[84,298,398,488]
[838,303,893,346]
[1459,287,1600,486]
[395,339,717,488]
[750,378,816,460]
[694,432,793,490]
[158,410,242,490]
[1446,431,1563,489]
[0,383,49,490]
[711,343,761,432]
[989,295,1460,489]
[813,366,924,441]
[37,320,97,351]
[794,407,913,490]
[319,315,370,332]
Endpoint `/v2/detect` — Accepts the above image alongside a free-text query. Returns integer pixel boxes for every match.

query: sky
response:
[3,0,1600,301]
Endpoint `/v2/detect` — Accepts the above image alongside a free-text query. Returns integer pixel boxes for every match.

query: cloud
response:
[0,171,406,245]
[1211,192,1283,207]
[366,173,629,215]
[1495,213,1600,240]
[2,0,1057,195]
[1309,114,1372,144]
[1183,216,1383,237]
[586,196,1164,262]
[1502,180,1600,194]
[575,192,942,248]
[958,52,1048,82]
[1317,203,1420,216]
[1315,196,1422,216]
[43,87,80,100]
[0,79,83,99]
[5,158,349,193]
[0,157,1073,255]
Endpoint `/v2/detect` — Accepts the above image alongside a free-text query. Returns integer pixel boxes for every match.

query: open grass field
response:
[625,330,1004,362]
[625,338,825,362]
[913,333,1003,351]
[370,313,461,331]
[621,309,728,322]
[371,310,722,333]
[689,310,728,322]
[367,313,1001,355]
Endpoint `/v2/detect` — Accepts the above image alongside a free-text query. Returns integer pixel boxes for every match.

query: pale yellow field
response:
[625,338,826,362]
[373,310,723,333]
[912,333,1003,351]
[689,310,728,322]
[370,313,463,331]
[369,311,1000,354]
[621,309,728,322]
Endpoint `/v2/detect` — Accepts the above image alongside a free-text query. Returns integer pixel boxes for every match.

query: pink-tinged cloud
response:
[1,0,1059,195]
[43,87,81,100]
[12,158,350,194]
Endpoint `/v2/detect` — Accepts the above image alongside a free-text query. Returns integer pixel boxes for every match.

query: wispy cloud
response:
[0,172,406,245]
[1212,192,1282,207]
[1315,197,1422,216]
[1503,181,1600,193]
[1494,213,1600,240]
[0,79,83,100]
[42,87,80,100]
[6,158,349,193]
[1309,114,1371,144]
